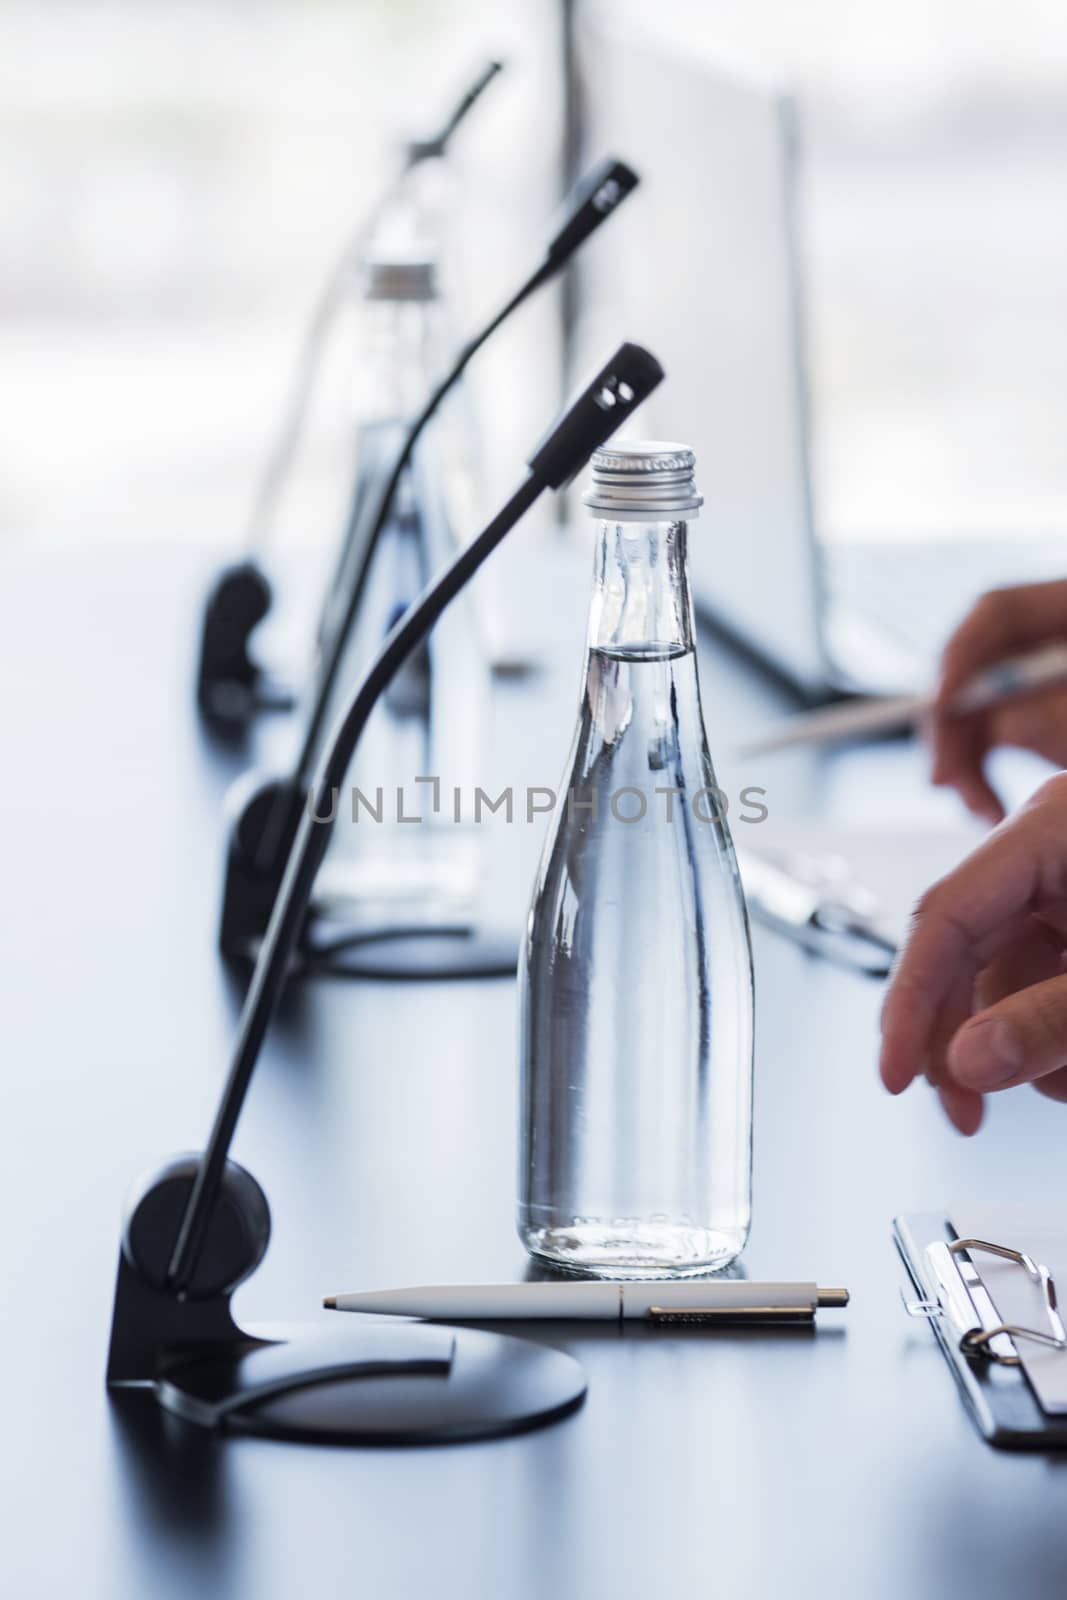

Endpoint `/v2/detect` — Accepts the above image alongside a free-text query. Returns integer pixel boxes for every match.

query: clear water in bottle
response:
[519,442,754,1277]
[313,249,487,929]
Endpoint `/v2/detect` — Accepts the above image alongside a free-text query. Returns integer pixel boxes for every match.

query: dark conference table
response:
[5,539,1067,1600]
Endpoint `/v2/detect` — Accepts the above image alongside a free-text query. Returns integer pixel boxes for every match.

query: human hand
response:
[930,579,1067,824]
[880,773,1067,1134]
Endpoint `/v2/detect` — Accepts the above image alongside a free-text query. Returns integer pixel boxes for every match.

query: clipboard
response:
[894,1212,1067,1450]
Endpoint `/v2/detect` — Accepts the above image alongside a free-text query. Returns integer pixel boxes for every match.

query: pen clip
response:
[647,1304,816,1327]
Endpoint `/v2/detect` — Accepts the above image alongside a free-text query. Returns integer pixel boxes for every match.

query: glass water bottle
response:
[318,250,445,654]
[314,251,486,929]
[519,442,754,1277]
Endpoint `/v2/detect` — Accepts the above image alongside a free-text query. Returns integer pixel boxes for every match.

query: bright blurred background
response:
[2,0,1067,548]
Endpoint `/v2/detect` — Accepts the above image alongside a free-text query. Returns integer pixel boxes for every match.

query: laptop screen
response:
[572,8,829,695]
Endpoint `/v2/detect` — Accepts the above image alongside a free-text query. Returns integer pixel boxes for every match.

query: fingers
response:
[917,915,1063,1134]
[923,965,985,1135]
[947,971,1067,1093]
[929,579,1067,821]
[936,1080,985,1136]
[929,684,1067,825]
[974,915,1065,1011]
[879,774,1067,1098]
[880,841,1029,1096]
[986,686,1067,768]
[887,577,1067,1123]
[1033,1066,1067,1104]
[936,580,1067,703]
[928,707,1003,824]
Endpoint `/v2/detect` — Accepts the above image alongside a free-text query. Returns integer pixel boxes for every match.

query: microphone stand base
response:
[147,1320,586,1445]
[295,921,519,981]
[223,922,518,982]
[219,778,520,979]
[106,1161,585,1445]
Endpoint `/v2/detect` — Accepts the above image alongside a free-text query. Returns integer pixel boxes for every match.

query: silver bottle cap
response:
[361,252,438,303]
[582,440,703,520]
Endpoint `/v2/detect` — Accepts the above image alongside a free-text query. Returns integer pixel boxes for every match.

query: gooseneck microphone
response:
[297,156,639,788]
[219,157,640,964]
[195,58,504,730]
[108,343,664,1445]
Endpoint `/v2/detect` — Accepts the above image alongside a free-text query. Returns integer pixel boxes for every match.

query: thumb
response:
[948,973,1067,1092]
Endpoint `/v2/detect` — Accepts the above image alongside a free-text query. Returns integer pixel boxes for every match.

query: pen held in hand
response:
[737,641,1067,759]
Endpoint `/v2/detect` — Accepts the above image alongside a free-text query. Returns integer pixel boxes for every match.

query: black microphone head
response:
[544,157,639,267]
[471,57,506,95]
[526,342,664,491]
[407,58,507,164]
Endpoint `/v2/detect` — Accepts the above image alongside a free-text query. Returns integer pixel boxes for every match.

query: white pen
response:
[737,641,1067,759]
[323,1280,850,1324]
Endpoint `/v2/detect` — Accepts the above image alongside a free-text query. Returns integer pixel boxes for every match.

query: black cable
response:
[168,339,664,1295]
[431,59,505,154]
[291,272,548,786]
[291,157,638,791]
[244,60,504,559]
[169,474,541,1292]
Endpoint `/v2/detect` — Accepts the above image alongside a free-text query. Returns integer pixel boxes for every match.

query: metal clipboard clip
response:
[903,1236,1067,1366]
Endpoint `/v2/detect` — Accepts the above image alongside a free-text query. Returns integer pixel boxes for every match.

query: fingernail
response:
[951,1018,1023,1089]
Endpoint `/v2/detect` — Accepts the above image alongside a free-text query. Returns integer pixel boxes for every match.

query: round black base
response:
[156,1322,586,1444]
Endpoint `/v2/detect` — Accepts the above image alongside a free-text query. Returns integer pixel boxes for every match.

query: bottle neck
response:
[356,297,442,423]
[376,155,453,257]
[587,519,695,658]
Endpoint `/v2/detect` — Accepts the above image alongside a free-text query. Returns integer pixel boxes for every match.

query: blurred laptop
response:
[571,7,1063,702]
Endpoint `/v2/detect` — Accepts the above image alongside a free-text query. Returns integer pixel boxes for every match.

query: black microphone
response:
[194,58,506,732]
[405,57,505,162]
[219,157,641,959]
[300,156,639,777]
[543,156,638,265]
[108,343,664,1445]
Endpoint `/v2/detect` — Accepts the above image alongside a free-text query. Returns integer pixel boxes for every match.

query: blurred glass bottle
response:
[318,249,442,650]
[313,248,487,931]
[378,136,455,262]
[519,442,754,1277]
